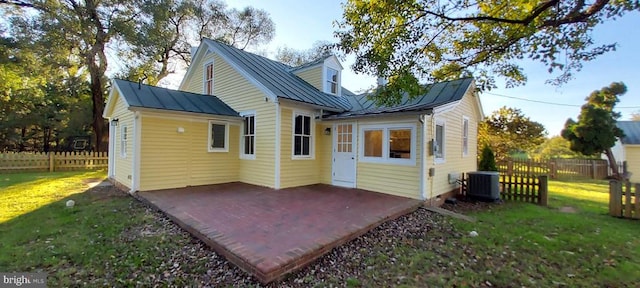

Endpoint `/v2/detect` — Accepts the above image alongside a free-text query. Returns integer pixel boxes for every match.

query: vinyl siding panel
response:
[294,66,323,91]
[279,107,322,188]
[138,115,240,191]
[625,146,640,183]
[355,117,423,199]
[210,53,276,187]
[426,90,481,199]
[318,122,333,184]
[111,91,133,189]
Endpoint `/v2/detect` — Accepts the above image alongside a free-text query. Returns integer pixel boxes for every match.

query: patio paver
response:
[137,183,421,283]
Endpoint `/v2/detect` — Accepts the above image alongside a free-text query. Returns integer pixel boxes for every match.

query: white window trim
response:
[208,120,229,152]
[291,111,315,160]
[240,111,256,160]
[435,119,446,164]
[322,62,341,96]
[359,123,417,166]
[119,125,127,158]
[203,60,214,95]
[462,116,470,157]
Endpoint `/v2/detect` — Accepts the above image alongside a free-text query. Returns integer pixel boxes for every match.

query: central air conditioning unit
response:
[467,171,500,201]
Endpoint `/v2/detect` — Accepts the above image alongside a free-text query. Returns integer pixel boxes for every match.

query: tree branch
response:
[423,0,560,25]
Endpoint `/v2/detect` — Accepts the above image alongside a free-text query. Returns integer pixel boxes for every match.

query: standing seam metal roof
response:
[114,79,239,117]
[203,39,351,111]
[329,78,474,119]
[617,121,640,144]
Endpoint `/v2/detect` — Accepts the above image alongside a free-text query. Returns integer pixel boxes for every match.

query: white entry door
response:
[332,123,356,187]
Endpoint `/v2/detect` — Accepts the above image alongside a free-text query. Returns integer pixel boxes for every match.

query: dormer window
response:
[325,68,338,95]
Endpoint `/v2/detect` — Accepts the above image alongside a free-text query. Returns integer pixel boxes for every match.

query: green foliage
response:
[562,82,626,177]
[562,82,626,156]
[479,145,498,171]
[531,136,589,160]
[275,41,334,67]
[336,0,639,103]
[479,107,547,160]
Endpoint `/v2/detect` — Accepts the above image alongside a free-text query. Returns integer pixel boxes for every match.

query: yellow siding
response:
[179,51,277,187]
[318,123,333,184]
[279,107,323,188]
[139,115,240,191]
[354,116,423,199]
[625,146,640,183]
[294,66,323,91]
[426,90,481,199]
[111,90,133,189]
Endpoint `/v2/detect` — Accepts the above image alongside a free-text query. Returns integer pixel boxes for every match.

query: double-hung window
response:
[208,121,228,152]
[325,68,338,95]
[242,113,255,158]
[120,125,127,158]
[204,62,214,95]
[360,124,416,165]
[293,113,312,157]
[435,119,445,162]
[462,117,469,157]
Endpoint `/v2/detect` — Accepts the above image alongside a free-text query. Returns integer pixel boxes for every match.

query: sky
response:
[175,0,640,136]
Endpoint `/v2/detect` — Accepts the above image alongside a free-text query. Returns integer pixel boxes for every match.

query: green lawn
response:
[0,170,212,286]
[1,172,638,287]
[354,179,640,287]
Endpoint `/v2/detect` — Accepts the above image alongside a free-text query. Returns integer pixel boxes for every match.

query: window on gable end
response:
[204,62,214,95]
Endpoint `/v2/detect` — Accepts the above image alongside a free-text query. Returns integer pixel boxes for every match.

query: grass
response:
[1,171,638,286]
[0,170,211,286]
[354,179,640,287]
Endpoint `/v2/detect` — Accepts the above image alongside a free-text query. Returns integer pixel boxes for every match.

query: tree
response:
[479,107,547,160]
[275,41,334,67]
[336,0,639,104]
[2,0,143,152]
[478,145,498,172]
[119,0,275,85]
[531,136,586,160]
[562,82,626,179]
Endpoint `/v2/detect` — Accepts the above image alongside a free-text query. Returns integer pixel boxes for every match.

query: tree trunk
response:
[604,148,621,180]
[89,67,105,152]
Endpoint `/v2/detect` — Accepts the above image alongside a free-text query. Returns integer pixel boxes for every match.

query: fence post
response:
[507,160,513,176]
[538,175,548,206]
[49,152,54,172]
[609,180,621,217]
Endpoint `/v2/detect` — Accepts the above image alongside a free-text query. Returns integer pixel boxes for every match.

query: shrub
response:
[479,145,498,171]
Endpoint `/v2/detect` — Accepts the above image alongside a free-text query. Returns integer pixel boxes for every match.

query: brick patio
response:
[136,183,421,283]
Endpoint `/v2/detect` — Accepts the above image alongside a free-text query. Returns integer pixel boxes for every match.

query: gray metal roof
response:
[203,39,351,112]
[617,121,640,144]
[114,79,239,117]
[326,78,474,119]
[288,55,331,72]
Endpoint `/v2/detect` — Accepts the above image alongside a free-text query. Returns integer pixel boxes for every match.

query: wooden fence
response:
[0,152,108,173]
[497,158,610,179]
[609,180,639,219]
[460,173,548,206]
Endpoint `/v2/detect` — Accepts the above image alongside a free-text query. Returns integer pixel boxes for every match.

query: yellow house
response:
[609,121,640,183]
[103,39,484,203]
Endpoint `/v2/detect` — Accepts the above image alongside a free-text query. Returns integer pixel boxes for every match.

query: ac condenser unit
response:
[467,171,500,201]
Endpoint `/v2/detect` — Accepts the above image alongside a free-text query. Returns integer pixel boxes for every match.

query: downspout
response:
[418,114,427,200]
[131,111,142,194]
[429,113,436,205]
[274,100,281,189]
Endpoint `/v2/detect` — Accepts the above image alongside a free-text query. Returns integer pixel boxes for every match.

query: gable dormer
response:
[292,55,343,97]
